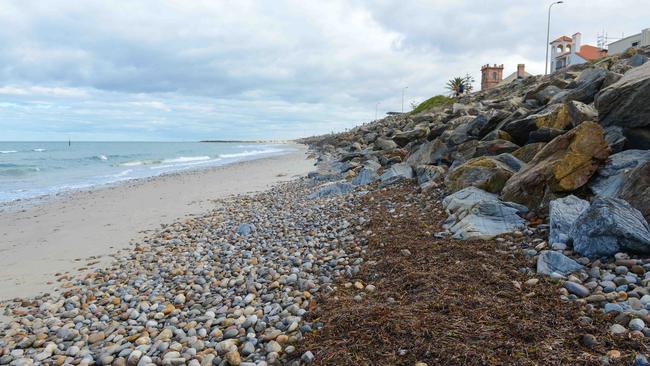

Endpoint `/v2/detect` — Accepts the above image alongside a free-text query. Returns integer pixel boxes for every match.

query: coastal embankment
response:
[0,145,313,300]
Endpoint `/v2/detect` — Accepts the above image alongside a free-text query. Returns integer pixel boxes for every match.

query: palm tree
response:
[446,74,475,97]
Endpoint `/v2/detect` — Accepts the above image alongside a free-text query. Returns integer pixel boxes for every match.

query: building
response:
[608,28,650,55]
[498,64,532,86]
[550,32,607,72]
[480,64,503,90]
[481,64,530,91]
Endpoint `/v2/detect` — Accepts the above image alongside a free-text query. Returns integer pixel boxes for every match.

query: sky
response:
[0,0,648,141]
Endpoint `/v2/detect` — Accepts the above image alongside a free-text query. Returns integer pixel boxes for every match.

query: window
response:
[632,41,640,47]
[557,45,564,53]
[492,72,497,80]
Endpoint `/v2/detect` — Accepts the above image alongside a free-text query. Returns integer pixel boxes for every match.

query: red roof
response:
[551,35,572,43]
[576,45,606,61]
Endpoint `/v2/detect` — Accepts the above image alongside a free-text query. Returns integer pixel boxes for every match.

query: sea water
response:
[0,141,294,203]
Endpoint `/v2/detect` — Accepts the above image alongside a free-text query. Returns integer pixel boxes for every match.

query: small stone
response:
[174,294,186,304]
[301,351,315,364]
[266,340,282,353]
[630,318,646,331]
[610,324,627,335]
[88,331,105,344]
[607,350,621,359]
[581,334,598,348]
[564,281,590,298]
[224,350,241,366]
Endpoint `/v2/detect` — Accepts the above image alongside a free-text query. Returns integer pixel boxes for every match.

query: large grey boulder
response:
[392,126,428,147]
[550,68,609,104]
[415,165,446,186]
[374,138,398,151]
[590,150,650,197]
[308,181,354,199]
[405,138,450,167]
[378,163,414,187]
[549,195,590,244]
[570,197,650,257]
[596,61,650,128]
[537,251,583,276]
[603,126,627,153]
[351,167,378,186]
[442,187,528,240]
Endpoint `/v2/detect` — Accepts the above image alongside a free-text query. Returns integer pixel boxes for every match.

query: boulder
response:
[596,61,650,128]
[550,68,609,104]
[603,126,627,153]
[537,250,583,276]
[527,127,565,143]
[374,138,398,151]
[351,167,378,186]
[591,150,650,221]
[442,187,528,240]
[378,163,414,187]
[501,122,609,210]
[481,129,512,142]
[566,100,598,125]
[526,84,563,105]
[445,155,518,193]
[405,138,450,167]
[474,139,519,157]
[590,150,650,197]
[393,126,428,147]
[307,181,354,199]
[624,127,650,150]
[502,103,574,145]
[549,195,590,244]
[415,165,446,186]
[511,142,546,163]
[617,161,650,221]
[629,53,649,67]
[570,197,650,257]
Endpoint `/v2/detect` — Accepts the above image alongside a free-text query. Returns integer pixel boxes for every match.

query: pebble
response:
[630,318,646,331]
[0,180,365,365]
[564,281,590,298]
[610,324,627,335]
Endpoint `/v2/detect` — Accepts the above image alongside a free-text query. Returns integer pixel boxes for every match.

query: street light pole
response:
[545,1,564,75]
[401,86,408,113]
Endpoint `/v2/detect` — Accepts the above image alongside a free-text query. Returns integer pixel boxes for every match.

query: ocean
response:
[0,141,294,203]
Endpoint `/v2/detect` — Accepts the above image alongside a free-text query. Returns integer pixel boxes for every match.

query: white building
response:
[550,32,606,72]
[608,28,650,55]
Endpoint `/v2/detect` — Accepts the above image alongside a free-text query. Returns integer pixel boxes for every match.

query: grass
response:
[410,95,454,114]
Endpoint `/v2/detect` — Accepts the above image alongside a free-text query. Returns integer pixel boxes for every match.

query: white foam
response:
[121,161,143,166]
[98,155,108,161]
[162,156,211,164]
[113,169,133,178]
[32,148,46,152]
[0,150,17,154]
[220,148,283,159]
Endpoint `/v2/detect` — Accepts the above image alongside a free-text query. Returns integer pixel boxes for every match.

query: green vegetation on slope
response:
[410,95,454,114]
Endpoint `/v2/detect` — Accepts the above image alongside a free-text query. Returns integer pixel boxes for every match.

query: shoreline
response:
[0,144,314,301]
[0,143,297,214]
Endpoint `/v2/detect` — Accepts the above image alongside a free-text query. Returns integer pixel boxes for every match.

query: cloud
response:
[0,0,648,140]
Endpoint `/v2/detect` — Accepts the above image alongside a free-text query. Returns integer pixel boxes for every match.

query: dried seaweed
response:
[298,184,646,365]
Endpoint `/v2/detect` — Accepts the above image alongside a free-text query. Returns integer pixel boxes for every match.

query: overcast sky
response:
[1,0,648,141]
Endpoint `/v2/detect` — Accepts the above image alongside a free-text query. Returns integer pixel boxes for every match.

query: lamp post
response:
[401,86,408,113]
[545,1,564,75]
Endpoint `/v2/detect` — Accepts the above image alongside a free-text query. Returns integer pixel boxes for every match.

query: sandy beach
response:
[0,144,314,301]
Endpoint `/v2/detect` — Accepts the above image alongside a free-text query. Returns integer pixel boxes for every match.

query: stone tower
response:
[481,64,504,90]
